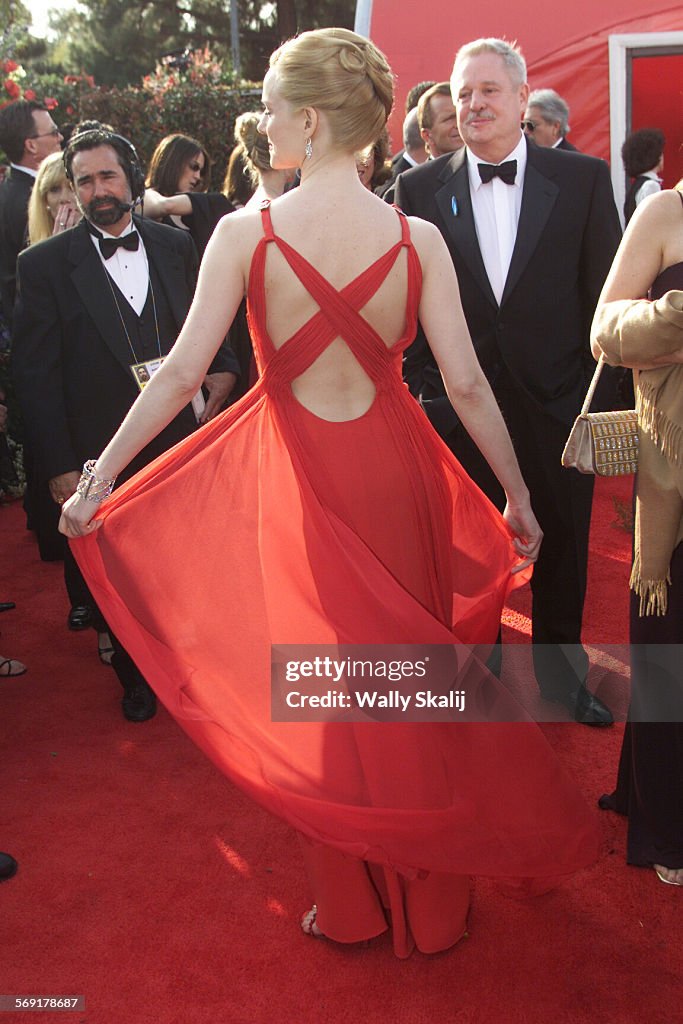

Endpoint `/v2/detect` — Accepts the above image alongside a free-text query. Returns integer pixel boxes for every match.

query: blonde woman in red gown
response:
[61,29,599,957]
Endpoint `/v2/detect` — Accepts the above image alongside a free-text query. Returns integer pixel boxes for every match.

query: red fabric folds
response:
[73,204,599,902]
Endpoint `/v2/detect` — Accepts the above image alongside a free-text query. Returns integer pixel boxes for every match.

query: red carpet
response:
[1,477,681,1024]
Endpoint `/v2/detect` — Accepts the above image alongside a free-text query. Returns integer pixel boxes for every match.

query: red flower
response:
[4,80,20,99]
[3,59,18,74]
[23,88,36,101]
[66,105,74,115]
[84,74,95,88]
[43,96,58,110]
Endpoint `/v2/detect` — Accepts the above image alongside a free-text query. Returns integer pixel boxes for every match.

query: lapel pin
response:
[451,197,459,217]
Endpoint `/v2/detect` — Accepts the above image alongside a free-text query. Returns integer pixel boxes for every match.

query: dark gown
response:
[599,258,683,870]
[73,203,600,956]
[172,192,254,399]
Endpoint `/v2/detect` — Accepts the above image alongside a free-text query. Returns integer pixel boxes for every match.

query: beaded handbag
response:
[561,355,639,476]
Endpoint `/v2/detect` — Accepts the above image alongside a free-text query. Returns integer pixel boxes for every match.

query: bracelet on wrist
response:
[75,460,117,503]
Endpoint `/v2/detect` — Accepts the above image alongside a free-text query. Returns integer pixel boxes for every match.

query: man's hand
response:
[200,372,236,423]
[49,471,80,507]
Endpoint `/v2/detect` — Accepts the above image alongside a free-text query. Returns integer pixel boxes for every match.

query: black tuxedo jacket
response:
[0,167,33,319]
[12,216,236,482]
[556,138,579,153]
[375,156,413,200]
[395,139,621,432]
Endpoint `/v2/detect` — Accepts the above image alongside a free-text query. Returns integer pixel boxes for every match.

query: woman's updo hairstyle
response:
[234,111,271,186]
[269,28,393,154]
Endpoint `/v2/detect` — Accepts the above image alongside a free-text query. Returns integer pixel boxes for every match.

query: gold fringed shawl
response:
[591,290,683,615]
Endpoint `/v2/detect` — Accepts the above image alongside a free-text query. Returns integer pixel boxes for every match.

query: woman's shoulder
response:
[402,213,450,267]
[212,203,268,238]
[632,187,682,225]
[625,187,683,256]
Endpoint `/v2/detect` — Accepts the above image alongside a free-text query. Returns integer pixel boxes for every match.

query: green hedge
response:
[57,78,262,189]
[2,59,263,189]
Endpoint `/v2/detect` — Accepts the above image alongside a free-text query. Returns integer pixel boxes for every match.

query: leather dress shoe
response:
[546,685,614,727]
[0,601,16,613]
[121,682,157,723]
[0,852,18,881]
[68,605,93,631]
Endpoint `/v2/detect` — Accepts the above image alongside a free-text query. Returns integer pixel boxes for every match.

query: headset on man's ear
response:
[64,130,146,205]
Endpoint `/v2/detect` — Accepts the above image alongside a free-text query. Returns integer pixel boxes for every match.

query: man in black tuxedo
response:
[13,130,239,721]
[395,39,621,725]
[0,99,63,320]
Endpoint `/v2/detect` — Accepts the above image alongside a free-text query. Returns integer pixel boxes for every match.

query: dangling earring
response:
[305,137,313,160]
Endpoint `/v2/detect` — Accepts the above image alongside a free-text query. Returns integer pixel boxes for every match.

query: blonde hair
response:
[269,28,393,153]
[27,151,71,245]
[234,110,271,187]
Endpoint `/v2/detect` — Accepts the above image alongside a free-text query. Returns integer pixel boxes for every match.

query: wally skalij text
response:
[270,644,529,723]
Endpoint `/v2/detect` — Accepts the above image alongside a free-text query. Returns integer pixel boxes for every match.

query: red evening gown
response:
[74,203,600,956]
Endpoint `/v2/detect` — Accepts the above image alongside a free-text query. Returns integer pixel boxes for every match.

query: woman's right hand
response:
[503,501,543,573]
[52,202,80,234]
[59,492,103,539]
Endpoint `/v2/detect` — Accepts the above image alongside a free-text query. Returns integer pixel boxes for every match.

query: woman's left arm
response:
[591,191,682,367]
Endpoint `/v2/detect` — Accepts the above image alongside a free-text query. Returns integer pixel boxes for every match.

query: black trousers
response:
[63,543,143,692]
[600,542,683,867]
[443,372,594,697]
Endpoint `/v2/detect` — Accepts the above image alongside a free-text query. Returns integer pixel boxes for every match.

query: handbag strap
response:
[580,354,607,416]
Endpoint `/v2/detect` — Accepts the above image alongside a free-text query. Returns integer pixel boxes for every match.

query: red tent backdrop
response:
[367,2,683,176]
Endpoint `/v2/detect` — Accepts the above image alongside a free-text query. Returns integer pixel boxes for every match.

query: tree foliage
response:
[44,0,356,87]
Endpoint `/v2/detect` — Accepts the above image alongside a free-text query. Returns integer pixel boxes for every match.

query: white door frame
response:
[609,32,683,222]
[354,0,374,37]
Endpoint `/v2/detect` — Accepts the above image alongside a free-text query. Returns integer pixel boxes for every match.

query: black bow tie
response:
[478,160,517,185]
[96,231,140,260]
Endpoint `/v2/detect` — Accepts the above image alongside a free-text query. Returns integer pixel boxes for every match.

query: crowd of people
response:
[0,28,680,952]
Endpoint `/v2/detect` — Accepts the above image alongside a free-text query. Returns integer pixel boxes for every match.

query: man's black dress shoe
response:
[121,682,157,723]
[0,601,16,613]
[546,685,614,727]
[68,605,93,631]
[0,852,18,881]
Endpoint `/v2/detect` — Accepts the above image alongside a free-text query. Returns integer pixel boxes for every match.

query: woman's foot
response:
[0,657,26,677]
[301,905,324,937]
[97,631,114,666]
[654,865,683,887]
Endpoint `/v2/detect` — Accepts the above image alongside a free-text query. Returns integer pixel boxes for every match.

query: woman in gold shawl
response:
[591,182,683,887]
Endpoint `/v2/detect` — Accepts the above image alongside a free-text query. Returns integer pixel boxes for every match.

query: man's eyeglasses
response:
[521,120,537,133]
[29,128,62,139]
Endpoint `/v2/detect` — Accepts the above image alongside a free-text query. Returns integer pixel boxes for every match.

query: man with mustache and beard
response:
[12,130,239,722]
[395,38,621,726]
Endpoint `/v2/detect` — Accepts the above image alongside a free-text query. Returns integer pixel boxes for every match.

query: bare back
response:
[243,186,413,422]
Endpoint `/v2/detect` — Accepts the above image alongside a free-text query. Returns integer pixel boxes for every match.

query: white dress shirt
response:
[634,170,663,208]
[466,133,528,305]
[10,163,38,179]
[89,218,149,315]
